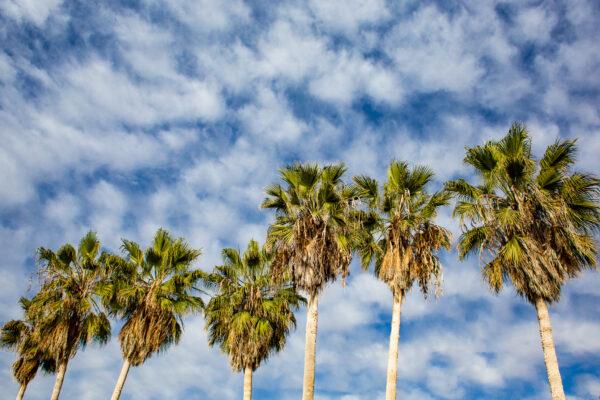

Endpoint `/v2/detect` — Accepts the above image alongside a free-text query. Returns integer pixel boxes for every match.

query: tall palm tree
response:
[205,239,304,400]
[352,161,452,400]
[261,162,355,400]
[29,231,111,400]
[446,123,599,400]
[1,297,56,400]
[101,229,205,400]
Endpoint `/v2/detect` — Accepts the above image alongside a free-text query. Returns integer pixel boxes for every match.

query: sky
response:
[0,0,599,399]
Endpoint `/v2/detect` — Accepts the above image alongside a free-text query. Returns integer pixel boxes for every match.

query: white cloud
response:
[574,374,600,398]
[0,52,16,82]
[56,58,223,128]
[1,1,600,399]
[309,50,402,105]
[0,106,194,206]
[256,20,328,83]
[513,5,557,43]
[238,86,307,142]
[308,0,390,34]
[113,13,177,81]
[44,193,81,227]
[162,0,251,33]
[0,0,63,26]
[86,181,129,248]
[385,5,485,93]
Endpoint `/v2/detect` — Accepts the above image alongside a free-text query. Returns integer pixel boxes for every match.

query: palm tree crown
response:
[261,162,356,296]
[446,123,599,303]
[1,297,55,388]
[353,160,452,297]
[103,228,205,367]
[205,239,303,372]
[30,231,111,365]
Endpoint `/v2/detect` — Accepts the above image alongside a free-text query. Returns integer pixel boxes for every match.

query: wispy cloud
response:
[1,0,599,399]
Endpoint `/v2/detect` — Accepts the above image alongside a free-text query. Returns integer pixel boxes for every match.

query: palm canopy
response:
[446,123,599,303]
[261,162,357,296]
[353,161,452,297]
[1,297,56,387]
[101,228,205,366]
[28,231,111,364]
[205,240,304,372]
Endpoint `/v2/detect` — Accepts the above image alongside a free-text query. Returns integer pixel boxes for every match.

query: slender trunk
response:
[16,384,26,400]
[302,293,319,400]
[50,360,68,400]
[535,298,565,400]
[111,359,131,400]
[385,291,403,400]
[243,366,253,400]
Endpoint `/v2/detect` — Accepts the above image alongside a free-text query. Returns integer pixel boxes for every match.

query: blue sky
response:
[1,0,599,399]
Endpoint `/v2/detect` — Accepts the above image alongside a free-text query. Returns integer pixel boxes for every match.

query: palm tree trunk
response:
[243,366,253,400]
[111,359,131,400]
[535,297,565,400]
[16,383,26,400]
[302,293,318,400]
[50,360,68,400]
[385,291,404,400]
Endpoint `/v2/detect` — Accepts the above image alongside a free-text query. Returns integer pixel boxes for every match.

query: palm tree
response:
[261,162,355,400]
[446,123,599,400]
[352,161,452,400]
[101,229,205,400]
[205,239,304,400]
[29,231,111,400]
[1,297,56,400]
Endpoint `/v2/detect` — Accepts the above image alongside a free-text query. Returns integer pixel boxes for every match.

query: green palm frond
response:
[464,143,499,177]
[78,231,100,264]
[353,175,379,206]
[498,122,531,159]
[205,240,303,372]
[540,139,577,171]
[387,160,409,189]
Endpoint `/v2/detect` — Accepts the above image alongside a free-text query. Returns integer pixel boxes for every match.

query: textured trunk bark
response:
[16,384,26,400]
[50,360,68,400]
[111,359,131,400]
[385,292,403,400]
[535,298,565,400]
[243,366,253,400]
[302,293,318,400]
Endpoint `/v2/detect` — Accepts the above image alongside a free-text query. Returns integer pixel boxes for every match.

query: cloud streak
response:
[1,0,599,399]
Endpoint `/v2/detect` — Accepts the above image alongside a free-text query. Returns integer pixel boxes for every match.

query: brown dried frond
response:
[119,305,180,366]
[270,213,351,297]
[13,356,38,386]
[379,220,451,297]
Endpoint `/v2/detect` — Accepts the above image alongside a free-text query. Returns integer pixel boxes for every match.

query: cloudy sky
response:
[1,0,599,399]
